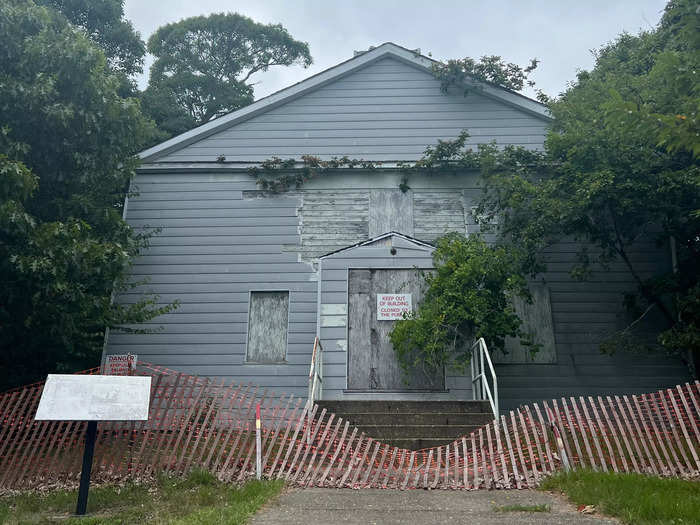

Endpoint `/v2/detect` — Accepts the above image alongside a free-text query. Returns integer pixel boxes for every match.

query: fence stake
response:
[255,403,262,480]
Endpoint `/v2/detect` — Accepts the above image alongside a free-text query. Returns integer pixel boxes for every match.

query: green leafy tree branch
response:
[0,1,175,391]
[389,234,535,376]
[143,12,312,138]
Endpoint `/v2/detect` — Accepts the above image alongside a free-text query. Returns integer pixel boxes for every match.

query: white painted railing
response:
[470,337,499,419]
[307,337,323,407]
[305,337,323,444]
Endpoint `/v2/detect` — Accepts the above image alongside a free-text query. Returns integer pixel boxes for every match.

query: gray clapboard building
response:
[104,43,689,413]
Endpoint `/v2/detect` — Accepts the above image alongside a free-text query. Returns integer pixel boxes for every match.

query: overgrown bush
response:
[389,233,536,376]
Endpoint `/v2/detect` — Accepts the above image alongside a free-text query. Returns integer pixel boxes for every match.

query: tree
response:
[432,55,540,96]
[0,1,173,391]
[389,234,534,376]
[36,0,145,79]
[390,0,698,376]
[143,12,312,137]
[471,0,700,372]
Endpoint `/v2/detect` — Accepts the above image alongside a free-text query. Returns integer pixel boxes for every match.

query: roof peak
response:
[354,43,422,57]
[139,42,550,163]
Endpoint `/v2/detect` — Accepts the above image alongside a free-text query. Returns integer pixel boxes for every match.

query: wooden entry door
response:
[347,269,444,391]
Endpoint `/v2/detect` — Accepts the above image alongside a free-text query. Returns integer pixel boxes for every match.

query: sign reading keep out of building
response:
[377,293,412,321]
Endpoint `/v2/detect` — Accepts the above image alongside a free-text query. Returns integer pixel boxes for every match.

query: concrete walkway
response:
[251,488,616,524]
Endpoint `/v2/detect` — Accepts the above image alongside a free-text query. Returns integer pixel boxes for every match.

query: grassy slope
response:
[540,470,700,525]
[0,470,283,524]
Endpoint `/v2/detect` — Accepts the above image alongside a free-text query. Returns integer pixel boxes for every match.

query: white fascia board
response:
[138,42,550,163]
[320,231,435,259]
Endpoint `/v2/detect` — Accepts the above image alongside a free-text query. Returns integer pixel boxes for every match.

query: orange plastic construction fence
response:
[0,362,698,491]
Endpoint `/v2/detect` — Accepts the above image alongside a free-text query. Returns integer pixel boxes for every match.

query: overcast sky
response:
[124,0,668,100]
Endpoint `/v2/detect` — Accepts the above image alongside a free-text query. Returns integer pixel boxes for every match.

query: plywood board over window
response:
[494,283,557,364]
[246,291,289,363]
[369,189,414,237]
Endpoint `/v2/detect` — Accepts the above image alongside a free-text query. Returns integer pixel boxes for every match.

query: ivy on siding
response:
[247,131,485,193]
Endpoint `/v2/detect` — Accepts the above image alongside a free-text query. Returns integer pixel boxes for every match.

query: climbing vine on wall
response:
[248,131,494,193]
[246,52,544,192]
[249,155,380,192]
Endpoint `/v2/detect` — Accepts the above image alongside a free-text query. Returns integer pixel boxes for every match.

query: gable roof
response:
[139,42,551,164]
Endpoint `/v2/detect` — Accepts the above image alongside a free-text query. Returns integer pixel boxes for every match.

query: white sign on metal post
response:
[34,373,152,515]
[377,293,412,321]
[35,374,151,421]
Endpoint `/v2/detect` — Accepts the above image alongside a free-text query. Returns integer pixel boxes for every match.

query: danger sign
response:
[104,354,137,376]
[377,294,412,321]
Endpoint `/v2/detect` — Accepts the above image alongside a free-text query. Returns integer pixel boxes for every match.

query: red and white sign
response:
[377,293,412,321]
[104,354,137,376]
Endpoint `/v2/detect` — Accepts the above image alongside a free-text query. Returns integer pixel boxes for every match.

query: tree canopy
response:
[0,0,172,391]
[480,0,699,371]
[143,12,312,137]
[389,234,533,376]
[36,0,145,79]
[391,0,699,375]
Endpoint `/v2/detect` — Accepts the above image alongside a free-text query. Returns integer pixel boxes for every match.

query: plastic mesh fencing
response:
[0,362,698,491]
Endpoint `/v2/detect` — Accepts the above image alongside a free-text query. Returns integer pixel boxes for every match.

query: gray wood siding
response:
[157,57,548,163]
[306,173,689,407]
[107,170,690,408]
[106,50,688,409]
[108,172,316,399]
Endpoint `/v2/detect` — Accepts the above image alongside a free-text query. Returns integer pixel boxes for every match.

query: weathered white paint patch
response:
[335,339,347,352]
[295,190,370,262]
[414,190,466,241]
[321,303,347,315]
[321,315,347,327]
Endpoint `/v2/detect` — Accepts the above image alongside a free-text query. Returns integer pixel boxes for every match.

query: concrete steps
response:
[315,400,494,451]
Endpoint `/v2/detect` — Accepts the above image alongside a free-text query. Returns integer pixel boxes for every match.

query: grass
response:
[540,470,700,525]
[493,503,551,513]
[0,470,284,524]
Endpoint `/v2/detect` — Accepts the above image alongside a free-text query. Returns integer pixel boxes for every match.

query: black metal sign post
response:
[75,421,98,516]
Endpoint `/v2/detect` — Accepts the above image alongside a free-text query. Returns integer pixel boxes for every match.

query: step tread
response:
[340,423,485,439]
[368,437,466,450]
[316,401,492,414]
[348,424,485,428]
[327,409,493,419]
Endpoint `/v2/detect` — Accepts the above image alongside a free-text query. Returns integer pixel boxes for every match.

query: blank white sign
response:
[35,374,151,421]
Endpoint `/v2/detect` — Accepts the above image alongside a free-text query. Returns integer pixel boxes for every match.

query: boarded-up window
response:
[369,189,414,237]
[246,291,289,363]
[493,283,557,364]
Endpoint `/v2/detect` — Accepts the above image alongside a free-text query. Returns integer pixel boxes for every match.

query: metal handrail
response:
[470,337,499,420]
[305,337,323,445]
[307,337,323,407]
